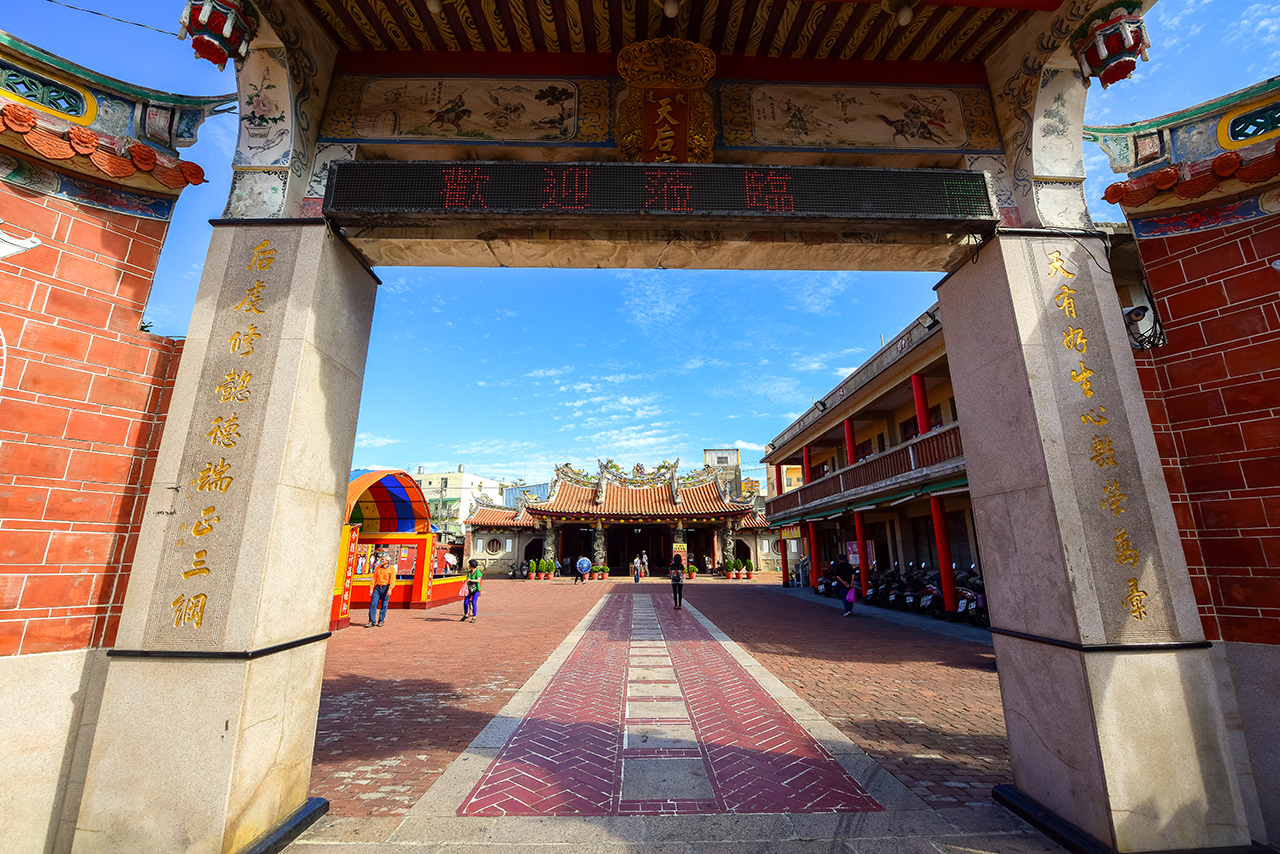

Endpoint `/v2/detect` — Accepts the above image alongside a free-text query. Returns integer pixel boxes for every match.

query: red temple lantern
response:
[178,0,260,71]
[1071,1,1150,89]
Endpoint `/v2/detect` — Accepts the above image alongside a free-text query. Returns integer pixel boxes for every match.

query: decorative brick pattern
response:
[0,182,181,655]
[308,581,1011,816]
[457,590,881,817]
[1134,206,1280,645]
[656,600,882,814]
[460,595,629,816]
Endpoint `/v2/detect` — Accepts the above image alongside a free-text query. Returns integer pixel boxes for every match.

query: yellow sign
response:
[779,525,801,539]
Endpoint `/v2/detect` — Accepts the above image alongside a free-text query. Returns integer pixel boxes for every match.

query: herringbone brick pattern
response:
[460,595,630,815]
[657,599,882,814]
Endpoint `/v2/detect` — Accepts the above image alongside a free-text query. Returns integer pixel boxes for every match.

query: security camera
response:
[1124,306,1149,325]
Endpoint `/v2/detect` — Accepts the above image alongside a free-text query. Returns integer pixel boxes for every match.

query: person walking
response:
[641,550,649,577]
[461,559,482,623]
[368,558,394,627]
[574,555,590,585]
[832,555,856,616]
[633,553,643,583]
[669,553,686,610]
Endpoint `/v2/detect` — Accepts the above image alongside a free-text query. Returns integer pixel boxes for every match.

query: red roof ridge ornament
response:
[179,0,260,72]
[1071,1,1150,90]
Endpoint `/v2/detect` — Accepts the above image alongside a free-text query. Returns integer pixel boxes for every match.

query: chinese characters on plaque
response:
[1046,248,1148,624]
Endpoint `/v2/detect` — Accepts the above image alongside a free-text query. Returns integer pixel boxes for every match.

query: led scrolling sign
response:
[323,161,997,228]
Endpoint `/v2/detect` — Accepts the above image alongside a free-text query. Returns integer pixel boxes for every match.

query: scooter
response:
[957,566,989,627]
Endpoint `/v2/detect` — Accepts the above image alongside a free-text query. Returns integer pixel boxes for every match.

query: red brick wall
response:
[1134,205,1280,646]
[0,181,183,656]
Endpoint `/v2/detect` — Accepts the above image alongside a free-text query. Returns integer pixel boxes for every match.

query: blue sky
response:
[5,1,1272,483]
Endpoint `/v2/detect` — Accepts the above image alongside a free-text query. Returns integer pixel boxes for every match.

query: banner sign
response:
[779,525,802,539]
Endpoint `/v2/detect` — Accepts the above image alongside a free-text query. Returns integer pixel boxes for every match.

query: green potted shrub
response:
[540,558,552,579]
[744,558,754,580]
[733,558,743,579]
[528,558,537,580]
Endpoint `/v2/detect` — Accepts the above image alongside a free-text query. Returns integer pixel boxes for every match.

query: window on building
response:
[761,539,771,554]
[789,540,798,553]
[441,477,449,488]
[855,438,873,460]
[929,403,943,430]
[486,538,502,554]
[505,538,513,552]
[900,416,920,443]
[877,433,886,452]
[473,535,482,553]
[785,477,794,487]
[717,455,729,465]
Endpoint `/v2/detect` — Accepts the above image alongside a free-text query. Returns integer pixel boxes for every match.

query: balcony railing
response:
[766,423,964,518]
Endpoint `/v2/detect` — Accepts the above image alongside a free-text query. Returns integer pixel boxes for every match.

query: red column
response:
[843,417,856,467]
[911,373,931,433]
[774,464,784,496]
[779,531,790,587]
[802,445,812,483]
[807,520,819,587]
[854,510,870,597]
[931,494,958,613]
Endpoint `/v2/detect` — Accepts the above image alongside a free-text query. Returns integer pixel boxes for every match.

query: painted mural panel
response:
[320,76,612,144]
[233,48,292,168]
[0,153,174,220]
[720,83,1001,153]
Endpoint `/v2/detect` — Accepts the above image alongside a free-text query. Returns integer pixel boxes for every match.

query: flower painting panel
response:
[234,48,292,168]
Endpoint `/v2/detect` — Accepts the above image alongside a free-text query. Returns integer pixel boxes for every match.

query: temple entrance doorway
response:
[522,538,544,563]
[733,540,752,565]
[607,526,671,574]
[686,528,716,572]
[559,527,595,565]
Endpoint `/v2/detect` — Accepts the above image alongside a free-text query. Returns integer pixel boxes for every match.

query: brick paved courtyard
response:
[310,578,1009,818]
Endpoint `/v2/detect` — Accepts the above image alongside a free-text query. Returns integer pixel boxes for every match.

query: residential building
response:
[410,464,502,544]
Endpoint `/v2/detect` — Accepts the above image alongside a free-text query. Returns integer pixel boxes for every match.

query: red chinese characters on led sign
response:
[442,166,489,208]
[744,169,795,212]
[543,167,590,210]
[644,169,694,211]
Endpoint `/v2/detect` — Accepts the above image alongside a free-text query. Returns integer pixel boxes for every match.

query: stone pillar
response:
[938,233,1249,852]
[73,223,378,853]
[592,522,606,568]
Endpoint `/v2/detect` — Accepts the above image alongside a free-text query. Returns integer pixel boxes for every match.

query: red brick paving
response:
[691,585,1010,807]
[309,579,1010,816]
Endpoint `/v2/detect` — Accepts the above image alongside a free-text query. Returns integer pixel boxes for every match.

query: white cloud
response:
[526,365,573,378]
[598,373,641,383]
[619,271,694,334]
[734,440,768,451]
[355,432,404,448]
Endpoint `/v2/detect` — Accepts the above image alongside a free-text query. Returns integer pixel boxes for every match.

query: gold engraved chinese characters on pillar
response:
[617,38,716,163]
[1047,250,1076,278]
[1123,577,1148,620]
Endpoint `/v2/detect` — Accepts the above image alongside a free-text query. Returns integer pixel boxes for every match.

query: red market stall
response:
[330,469,466,629]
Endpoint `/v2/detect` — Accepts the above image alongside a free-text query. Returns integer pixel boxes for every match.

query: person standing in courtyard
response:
[461,559,482,623]
[574,554,590,584]
[670,553,685,610]
[633,553,643,583]
[832,555,856,616]
[368,558,394,627]
[641,550,649,577]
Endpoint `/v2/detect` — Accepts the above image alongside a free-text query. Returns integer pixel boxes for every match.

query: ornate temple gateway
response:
[7,0,1270,851]
[466,460,763,571]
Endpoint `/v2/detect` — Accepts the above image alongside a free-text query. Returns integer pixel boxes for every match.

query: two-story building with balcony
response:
[762,302,977,607]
